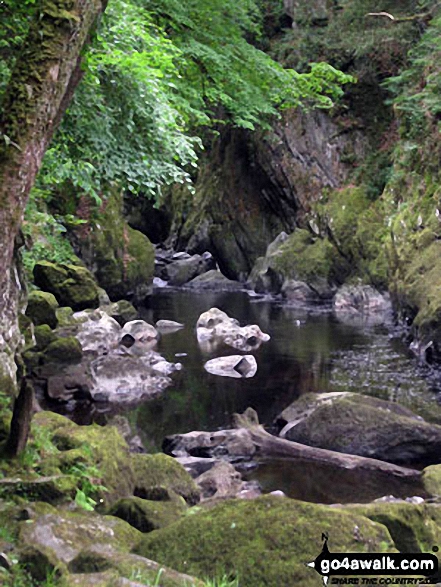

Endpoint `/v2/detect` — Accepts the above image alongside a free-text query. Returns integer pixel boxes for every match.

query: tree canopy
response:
[1,0,354,204]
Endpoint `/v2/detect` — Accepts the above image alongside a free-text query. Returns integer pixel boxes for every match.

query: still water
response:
[133,288,441,455]
[54,287,441,502]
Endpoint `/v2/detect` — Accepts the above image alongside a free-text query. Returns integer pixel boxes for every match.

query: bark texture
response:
[0,0,106,392]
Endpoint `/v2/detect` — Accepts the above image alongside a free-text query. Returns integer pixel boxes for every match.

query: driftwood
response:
[232,408,421,483]
[365,4,441,25]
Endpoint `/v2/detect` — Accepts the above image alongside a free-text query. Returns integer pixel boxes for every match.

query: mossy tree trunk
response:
[0,0,107,452]
[0,0,106,310]
[0,0,106,445]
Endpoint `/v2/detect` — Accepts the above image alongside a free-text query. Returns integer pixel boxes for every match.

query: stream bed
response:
[53,287,441,503]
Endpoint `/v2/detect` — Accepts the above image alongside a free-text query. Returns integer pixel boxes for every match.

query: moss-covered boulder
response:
[136,495,395,587]
[248,229,337,298]
[33,261,100,311]
[132,453,200,506]
[422,464,441,498]
[31,412,135,506]
[102,299,138,326]
[345,502,441,555]
[26,290,59,328]
[108,496,187,533]
[43,336,83,365]
[76,190,154,301]
[33,324,56,351]
[276,392,441,465]
[16,501,201,587]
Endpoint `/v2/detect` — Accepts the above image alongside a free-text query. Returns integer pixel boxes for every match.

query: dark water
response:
[133,288,441,451]
[54,287,441,502]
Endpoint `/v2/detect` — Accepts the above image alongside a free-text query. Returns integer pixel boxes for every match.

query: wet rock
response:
[196,307,270,352]
[185,270,242,291]
[281,279,322,305]
[175,456,217,478]
[334,284,392,317]
[160,254,215,286]
[26,290,59,329]
[204,355,257,378]
[74,309,121,355]
[102,300,138,326]
[195,461,246,500]
[33,262,100,311]
[156,320,184,332]
[276,392,441,465]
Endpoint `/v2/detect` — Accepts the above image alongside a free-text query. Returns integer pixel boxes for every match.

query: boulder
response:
[73,309,121,355]
[155,320,184,332]
[185,270,242,291]
[88,352,172,403]
[43,337,83,365]
[134,495,395,587]
[195,461,246,500]
[108,496,186,533]
[33,262,100,311]
[247,230,336,300]
[196,308,270,352]
[25,290,59,328]
[73,190,155,302]
[102,300,138,326]
[333,284,392,316]
[17,503,200,586]
[160,254,215,286]
[204,355,257,378]
[276,392,441,464]
[131,453,200,506]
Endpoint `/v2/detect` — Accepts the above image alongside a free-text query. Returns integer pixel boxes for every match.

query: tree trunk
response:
[0,0,106,392]
[5,378,35,457]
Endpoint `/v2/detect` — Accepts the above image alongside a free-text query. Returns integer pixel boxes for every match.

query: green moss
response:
[422,464,441,498]
[56,306,75,327]
[136,495,395,587]
[132,453,200,506]
[271,229,336,283]
[25,290,59,329]
[108,496,187,533]
[34,324,56,351]
[43,336,83,364]
[87,189,154,300]
[346,503,441,554]
[33,261,99,311]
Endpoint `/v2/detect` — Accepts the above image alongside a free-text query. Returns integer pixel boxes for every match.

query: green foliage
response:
[21,189,78,279]
[32,0,353,203]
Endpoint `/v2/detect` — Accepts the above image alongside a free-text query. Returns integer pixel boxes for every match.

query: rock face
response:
[196,308,270,352]
[72,190,155,302]
[276,392,441,465]
[165,110,366,280]
[33,262,100,311]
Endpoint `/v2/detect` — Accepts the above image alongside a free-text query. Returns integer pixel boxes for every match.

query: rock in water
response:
[276,392,441,465]
[196,307,270,352]
[204,355,257,378]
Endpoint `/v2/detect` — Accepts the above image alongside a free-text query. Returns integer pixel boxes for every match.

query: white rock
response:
[204,355,257,378]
